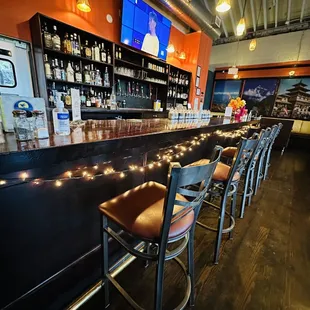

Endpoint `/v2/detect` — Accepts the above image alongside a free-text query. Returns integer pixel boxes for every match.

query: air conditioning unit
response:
[212,15,222,28]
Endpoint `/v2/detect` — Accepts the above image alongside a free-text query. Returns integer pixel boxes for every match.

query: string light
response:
[0,126,250,189]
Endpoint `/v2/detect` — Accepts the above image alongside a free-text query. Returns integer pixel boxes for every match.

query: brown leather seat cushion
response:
[222,147,237,158]
[99,182,194,241]
[187,159,240,182]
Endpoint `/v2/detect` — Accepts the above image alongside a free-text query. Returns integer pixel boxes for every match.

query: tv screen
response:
[121,0,172,60]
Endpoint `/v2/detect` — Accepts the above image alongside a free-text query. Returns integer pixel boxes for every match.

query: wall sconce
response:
[179,51,186,60]
[249,39,257,51]
[289,70,295,77]
[167,44,175,53]
[77,0,91,12]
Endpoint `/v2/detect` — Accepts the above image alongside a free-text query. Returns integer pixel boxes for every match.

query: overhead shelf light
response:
[77,0,91,13]
[216,0,231,13]
[236,18,246,36]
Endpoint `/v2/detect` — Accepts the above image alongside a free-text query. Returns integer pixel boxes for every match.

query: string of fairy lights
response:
[0,127,249,189]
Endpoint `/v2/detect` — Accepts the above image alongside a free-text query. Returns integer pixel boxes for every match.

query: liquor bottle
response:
[118,47,122,59]
[84,40,92,59]
[166,65,169,74]
[172,86,176,98]
[83,66,91,84]
[136,83,140,97]
[169,72,172,82]
[74,33,81,56]
[103,91,107,108]
[90,88,96,106]
[107,50,112,64]
[132,81,135,97]
[62,32,72,54]
[101,43,107,62]
[185,75,189,86]
[94,41,100,61]
[60,60,66,81]
[127,81,131,97]
[141,85,144,98]
[115,48,119,59]
[80,90,86,106]
[66,61,75,82]
[70,34,75,55]
[75,65,82,83]
[175,71,179,84]
[53,59,62,80]
[95,92,101,108]
[86,91,91,107]
[65,87,72,106]
[90,64,95,85]
[168,86,172,97]
[177,88,180,98]
[95,69,102,86]
[51,25,61,51]
[91,43,95,61]
[103,67,110,87]
[116,79,121,96]
[44,54,52,79]
[106,92,111,109]
[48,88,54,106]
[43,22,52,48]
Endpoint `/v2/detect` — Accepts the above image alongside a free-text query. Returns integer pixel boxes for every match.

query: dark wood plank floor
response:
[81,150,310,310]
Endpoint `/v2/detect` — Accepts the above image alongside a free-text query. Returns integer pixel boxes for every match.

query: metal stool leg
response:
[214,195,227,264]
[264,148,272,180]
[144,242,151,268]
[154,247,166,310]
[248,168,255,206]
[240,169,250,218]
[187,227,195,307]
[229,187,237,239]
[101,215,110,308]
[254,159,263,195]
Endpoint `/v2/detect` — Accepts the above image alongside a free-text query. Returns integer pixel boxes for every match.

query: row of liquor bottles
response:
[44,54,111,87]
[168,86,188,99]
[42,23,113,63]
[169,71,190,86]
[48,84,114,108]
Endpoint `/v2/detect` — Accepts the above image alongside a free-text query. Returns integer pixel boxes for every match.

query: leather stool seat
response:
[187,159,240,182]
[222,147,237,158]
[99,182,194,241]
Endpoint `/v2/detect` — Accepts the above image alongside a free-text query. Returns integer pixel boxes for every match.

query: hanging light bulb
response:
[236,18,246,36]
[216,0,231,13]
[166,44,175,53]
[249,39,257,51]
[77,0,91,12]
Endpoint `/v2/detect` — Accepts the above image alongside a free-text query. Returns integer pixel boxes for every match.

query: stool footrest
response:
[197,200,235,234]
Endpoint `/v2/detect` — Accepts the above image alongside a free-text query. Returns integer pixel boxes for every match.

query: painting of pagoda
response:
[271,78,310,120]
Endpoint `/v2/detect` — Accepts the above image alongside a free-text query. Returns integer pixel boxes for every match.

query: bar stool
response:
[254,125,278,194]
[221,130,269,218]
[263,123,283,180]
[98,146,223,309]
[188,137,259,264]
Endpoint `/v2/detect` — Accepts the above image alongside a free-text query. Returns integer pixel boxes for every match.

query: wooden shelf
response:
[44,47,114,67]
[46,78,112,89]
[115,58,143,69]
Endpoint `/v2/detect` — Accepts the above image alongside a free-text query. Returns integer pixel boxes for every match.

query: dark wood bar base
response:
[0,119,257,310]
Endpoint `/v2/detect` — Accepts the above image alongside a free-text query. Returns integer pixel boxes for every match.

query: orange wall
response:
[0,0,212,108]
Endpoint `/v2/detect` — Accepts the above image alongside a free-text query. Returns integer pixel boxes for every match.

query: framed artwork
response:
[195,76,200,87]
[211,80,242,112]
[197,66,201,77]
[241,78,278,116]
[196,88,201,96]
[270,78,310,120]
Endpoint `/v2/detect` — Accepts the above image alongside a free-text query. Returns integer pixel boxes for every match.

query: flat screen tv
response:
[121,0,172,60]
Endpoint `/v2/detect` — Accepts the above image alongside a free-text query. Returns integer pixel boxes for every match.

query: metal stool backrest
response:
[261,125,278,156]
[248,128,270,168]
[159,145,223,244]
[227,136,260,186]
[270,123,283,147]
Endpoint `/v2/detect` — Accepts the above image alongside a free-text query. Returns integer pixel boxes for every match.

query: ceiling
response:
[195,0,310,43]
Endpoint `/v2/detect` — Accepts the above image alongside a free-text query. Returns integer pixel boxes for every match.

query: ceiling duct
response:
[154,0,221,40]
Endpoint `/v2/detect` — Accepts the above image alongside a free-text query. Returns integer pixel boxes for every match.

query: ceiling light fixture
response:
[77,0,91,13]
[236,17,246,36]
[216,0,231,13]
[166,44,175,53]
[249,39,257,51]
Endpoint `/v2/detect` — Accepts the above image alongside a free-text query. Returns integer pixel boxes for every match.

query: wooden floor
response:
[81,150,310,310]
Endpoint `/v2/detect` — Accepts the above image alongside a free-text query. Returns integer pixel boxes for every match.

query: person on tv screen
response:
[141,11,159,57]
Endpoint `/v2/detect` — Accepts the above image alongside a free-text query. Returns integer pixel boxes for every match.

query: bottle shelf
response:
[44,47,114,67]
[115,58,143,69]
[46,78,112,89]
[114,73,167,86]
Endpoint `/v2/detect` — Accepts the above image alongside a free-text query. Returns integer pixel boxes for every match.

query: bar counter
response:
[0,118,258,310]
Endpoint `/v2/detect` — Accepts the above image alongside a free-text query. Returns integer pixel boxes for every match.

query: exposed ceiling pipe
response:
[286,0,292,25]
[229,10,237,36]
[250,0,257,31]
[222,17,229,37]
[275,0,278,27]
[209,0,228,38]
[263,0,267,29]
[300,0,306,22]
[155,0,221,39]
